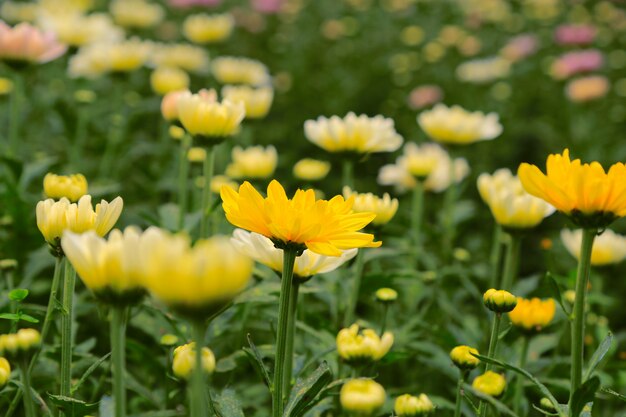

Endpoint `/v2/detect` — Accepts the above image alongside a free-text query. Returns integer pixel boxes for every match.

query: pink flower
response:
[250,0,285,13]
[500,34,539,62]
[550,50,603,80]
[554,24,596,46]
[168,0,222,8]
[407,85,443,110]
[0,21,66,64]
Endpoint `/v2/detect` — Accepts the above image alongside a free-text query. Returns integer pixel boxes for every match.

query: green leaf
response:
[47,394,99,417]
[583,332,613,381]
[472,353,567,417]
[545,272,571,317]
[71,352,111,394]
[0,313,20,321]
[242,334,272,388]
[569,377,600,417]
[213,389,244,417]
[284,361,333,417]
[600,387,626,402]
[19,314,39,323]
[8,288,29,302]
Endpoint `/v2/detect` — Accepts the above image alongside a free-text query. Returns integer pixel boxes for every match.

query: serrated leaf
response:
[47,394,99,417]
[545,272,571,317]
[570,376,599,417]
[284,361,333,417]
[71,352,111,394]
[9,288,29,301]
[583,332,613,381]
[242,334,272,388]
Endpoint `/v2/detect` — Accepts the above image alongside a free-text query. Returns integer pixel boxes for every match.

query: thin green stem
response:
[411,181,424,265]
[442,159,458,260]
[177,133,192,231]
[9,72,23,157]
[344,249,366,326]
[489,225,504,289]
[20,360,36,417]
[61,260,76,398]
[199,145,216,238]
[111,307,127,417]
[514,336,530,416]
[500,232,521,291]
[272,248,298,417]
[569,228,596,407]
[379,304,389,337]
[342,159,354,190]
[479,313,502,417]
[191,322,207,417]
[282,280,300,398]
[454,370,468,417]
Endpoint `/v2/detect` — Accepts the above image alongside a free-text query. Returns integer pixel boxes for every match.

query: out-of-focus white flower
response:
[561,229,626,266]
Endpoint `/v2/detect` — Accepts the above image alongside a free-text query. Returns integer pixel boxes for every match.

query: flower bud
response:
[0,259,17,271]
[172,342,216,380]
[450,345,480,370]
[539,397,556,412]
[472,371,506,398]
[337,324,393,365]
[394,393,435,416]
[0,357,10,388]
[0,329,41,360]
[16,328,41,351]
[340,379,386,416]
[151,67,190,96]
[43,173,88,202]
[483,289,517,313]
[375,287,398,303]
[169,125,186,140]
[292,158,331,181]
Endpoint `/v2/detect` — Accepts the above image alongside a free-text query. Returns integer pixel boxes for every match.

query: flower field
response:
[1,0,626,416]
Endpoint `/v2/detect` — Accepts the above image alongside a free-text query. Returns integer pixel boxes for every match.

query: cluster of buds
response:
[0,328,41,360]
[172,342,216,380]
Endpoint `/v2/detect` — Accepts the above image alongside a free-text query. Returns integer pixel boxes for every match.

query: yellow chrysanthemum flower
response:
[69,38,151,78]
[37,11,123,47]
[172,342,215,380]
[394,393,435,416]
[400,142,442,178]
[220,180,382,256]
[518,149,626,228]
[110,0,163,29]
[177,89,245,140]
[340,379,386,416]
[342,186,399,226]
[183,13,234,44]
[508,297,556,332]
[43,173,88,202]
[336,324,393,364]
[477,168,555,229]
[417,104,502,145]
[150,67,190,96]
[561,229,626,266]
[221,85,274,119]
[293,158,331,181]
[0,357,9,387]
[225,145,277,180]
[211,56,270,86]
[472,371,506,397]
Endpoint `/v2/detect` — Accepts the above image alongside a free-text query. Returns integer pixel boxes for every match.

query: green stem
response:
[282,280,300,398]
[8,71,23,157]
[411,181,424,265]
[191,322,207,417]
[71,107,88,172]
[569,228,596,407]
[454,370,468,417]
[20,360,36,417]
[379,304,389,337]
[479,313,502,417]
[199,145,215,238]
[344,249,366,326]
[442,159,458,260]
[61,260,76,398]
[489,225,504,289]
[111,307,127,417]
[514,336,530,415]
[272,248,298,417]
[342,159,354,190]
[500,232,521,291]
[177,134,192,231]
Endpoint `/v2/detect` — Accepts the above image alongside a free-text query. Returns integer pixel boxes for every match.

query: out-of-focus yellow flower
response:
[39,0,93,13]
[61,227,149,305]
[337,324,393,364]
[110,0,164,29]
[69,39,151,78]
[508,297,556,332]
[43,173,88,202]
[141,230,252,318]
[172,342,215,379]
[394,393,435,416]
[423,41,446,63]
[472,371,506,397]
[221,85,273,119]
[177,89,245,140]
[149,43,209,73]
[211,56,270,86]
[161,89,189,122]
[0,329,41,358]
[450,345,480,370]
[0,259,17,270]
[0,77,12,95]
[457,56,510,84]
[0,2,38,23]
[160,334,179,346]
[566,75,610,103]
[375,287,397,303]
[561,229,626,266]
[399,142,442,179]
[225,145,277,179]
[483,289,517,313]
[477,168,555,229]
[38,11,123,47]
[231,229,357,279]
[342,187,398,226]
[221,180,381,256]
[208,175,238,194]
[150,67,190,95]
[183,13,234,44]
[170,125,186,140]
[0,357,9,387]
[293,159,331,181]
[400,25,424,46]
[305,112,403,154]
[518,149,626,228]
[74,89,96,103]
[36,195,124,250]
[340,379,386,416]
[187,147,206,163]
[0,21,67,64]
[417,104,502,145]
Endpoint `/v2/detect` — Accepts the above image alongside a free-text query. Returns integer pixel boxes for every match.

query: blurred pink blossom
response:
[168,0,222,8]
[250,0,285,14]
[554,24,596,46]
[500,34,539,62]
[0,20,67,64]
[551,50,603,80]
[407,85,443,110]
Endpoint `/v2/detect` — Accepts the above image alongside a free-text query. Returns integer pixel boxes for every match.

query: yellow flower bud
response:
[0,357,9,387]
[187,147,206,163]
[450,345,480,370]
[337,324,393,364]
[483,289,517,313]
[508,297,556,332]
[15,328,41,351]
[472,371,506,398]
[172,342,216,380]
[375,287,398,303]
[0,334,18,355]
[0,259,17,271]
[394,393,435,416]
[0,329,40,360]
[340,379,386,416]
[169,126,186,140]
[160,334,179,346]
[183,13,234,44]
[150,67,190,96]
[292,158,331,181]
[43,173,88,202]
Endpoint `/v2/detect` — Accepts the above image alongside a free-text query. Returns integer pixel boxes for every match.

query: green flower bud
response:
[450,345,480,370]
[483,288,517,313]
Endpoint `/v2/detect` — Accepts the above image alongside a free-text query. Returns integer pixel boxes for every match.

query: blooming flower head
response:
[149,43,209,73]
[110,0,164,29]
[69,39,151,78]
[561,229,626,266]
[183,13,234,44]
[342,187,398,226]
[518,149,626,228]
[231,229,357,280]
[225,145,277,180]
[211,56,270,86]
[0,357,9,387]
[304,112,403,154]
[61,227,149,305]
[450,345,480,370]
[172,342,215,379]
[141,229,253,319]
[340,379,386,416]
[566,75,609,103]
[417,104,502,145]
[36,195,123,254]
[293,158,331,181]
[221,85,273,119]
[43,173,88,202]
[0,20,67,64]
[337,324,393,364]
[150,67,190,95]
[398,142,445,179]
[472,371,506,397]
[477,168,555,229]
[161,89,189,122]
[37,11,123,47]
[177,89,245,141]
[508,297,556,332]
[221,180,382,256]
[394,393,435,416]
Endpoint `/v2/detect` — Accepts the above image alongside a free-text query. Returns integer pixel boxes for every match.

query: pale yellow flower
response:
[172,342,215,379]
[161,89,189,122]
[211,56,270,86]
[150,67,190,95]
[456,56,511,84]
[561,229,626,266]
[225,145,277,179]
[417,104,502,145]
[43,173,88,202]
[221,85,273,119]
[398,142,444,178]
[149,43,209,73]
[187,147,206,163]
[69,39,151,78]
[177,89,245,139]
[183,13,234,44]
[110,0,164,29]
[1,1,38,23]
[37,11,123,47]
[293,158,331,181]
[340,379,386,416]
[337,324,393,363]
[394,393,435,416]
[342,187,398,226]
